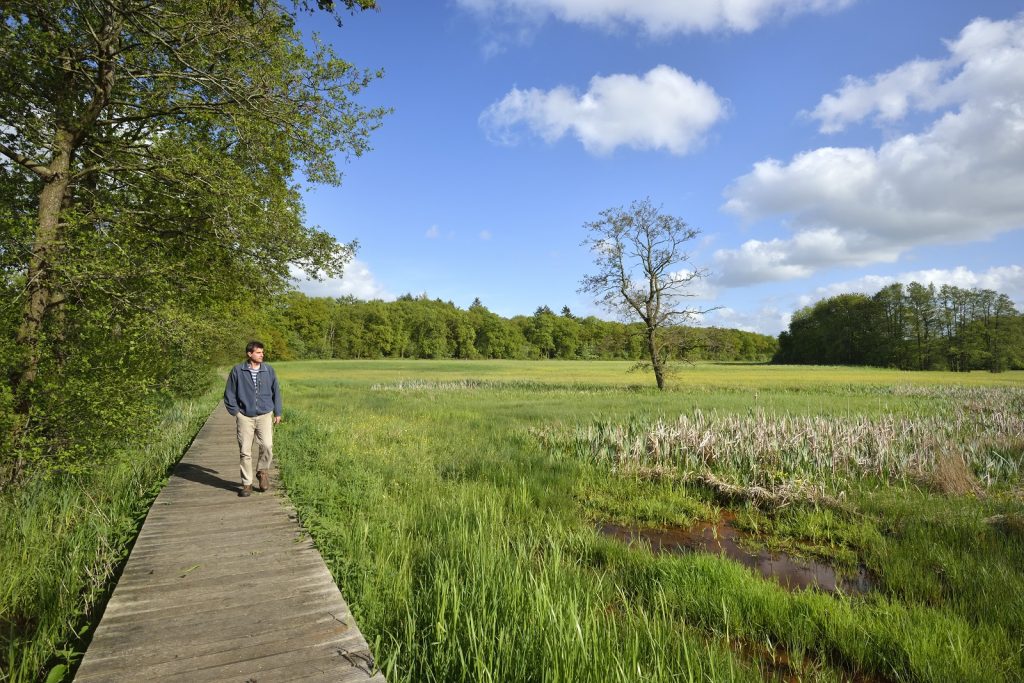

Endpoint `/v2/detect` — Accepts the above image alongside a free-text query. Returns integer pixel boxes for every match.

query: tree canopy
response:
[775,282,1024,371]
[258,293,776,364]
[1,0,386,484]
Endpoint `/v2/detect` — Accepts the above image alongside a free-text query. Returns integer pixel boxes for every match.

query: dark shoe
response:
[256,470,270,493]
[238,485,252,498]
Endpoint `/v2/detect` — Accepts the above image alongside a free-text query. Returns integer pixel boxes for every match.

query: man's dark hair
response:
[246,340,265,354]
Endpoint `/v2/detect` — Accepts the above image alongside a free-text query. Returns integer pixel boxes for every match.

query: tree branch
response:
[0,142,53,179]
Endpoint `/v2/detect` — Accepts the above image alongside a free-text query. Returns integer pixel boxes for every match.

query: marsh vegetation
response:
[274,361,1024,682]
[3,360,1022,682]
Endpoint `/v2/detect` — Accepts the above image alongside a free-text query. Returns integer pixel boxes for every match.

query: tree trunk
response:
[647,326,665,390]
[13,11,117,400]
[13,130,74,398]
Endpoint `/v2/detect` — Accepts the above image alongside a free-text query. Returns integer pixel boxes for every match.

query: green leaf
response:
[45,664,68,683]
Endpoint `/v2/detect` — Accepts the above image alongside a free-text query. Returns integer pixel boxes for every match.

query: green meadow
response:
[3,360,1023,682]
[274,361,1024,682]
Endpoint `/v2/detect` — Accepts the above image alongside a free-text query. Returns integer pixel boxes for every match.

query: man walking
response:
[223,341,282,497]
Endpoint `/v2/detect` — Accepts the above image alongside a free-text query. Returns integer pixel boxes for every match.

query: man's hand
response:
[274,415,283,425]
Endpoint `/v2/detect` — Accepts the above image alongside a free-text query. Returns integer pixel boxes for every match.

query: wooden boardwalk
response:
[74,406,384,682]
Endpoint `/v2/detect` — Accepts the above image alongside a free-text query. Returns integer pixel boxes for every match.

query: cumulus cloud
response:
[425,225,440,239]
[479,229,492,240]
[713,226,904,286]
[480,65,726,155]
[292,260,393,301]
[458,0,854,35]
[666,268,720,300]
[703,306,792,334]
[718,14,1024,285]
[809,14,1024,132]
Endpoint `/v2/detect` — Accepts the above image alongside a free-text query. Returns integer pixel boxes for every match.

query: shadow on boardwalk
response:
[73,405,384,683]
[175,462,240,494]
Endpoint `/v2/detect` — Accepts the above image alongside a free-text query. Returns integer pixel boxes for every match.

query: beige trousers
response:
[236,412,274,486]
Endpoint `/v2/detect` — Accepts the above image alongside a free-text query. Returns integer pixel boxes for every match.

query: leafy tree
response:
[905,282,940,370]
[469,307,525,359]
[579,199,712,389]
[406,302,452,359]
[775,305,823,364]
[1,0,386,481]
[277,292,336,359]
[362,301,398,358]
[524,308,557,358]
[873,284,909,368]
[434,305,477,359]
[776,280,1023,372]
[269,292,778,364]
[969,290,1020,372]
[551,315,581,359]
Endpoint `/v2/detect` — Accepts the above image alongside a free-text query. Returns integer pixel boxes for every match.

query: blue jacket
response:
[224,362,282,418]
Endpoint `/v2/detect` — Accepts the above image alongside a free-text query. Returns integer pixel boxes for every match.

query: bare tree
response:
[579,198,714,389]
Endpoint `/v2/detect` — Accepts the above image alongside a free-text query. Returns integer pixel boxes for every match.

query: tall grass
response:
[0,386,220,683]
[282,411,751,682]
[276,361,1024,682]
[7,360,1022,682]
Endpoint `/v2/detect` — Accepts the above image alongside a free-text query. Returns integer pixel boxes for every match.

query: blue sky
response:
[293,0,1024,335]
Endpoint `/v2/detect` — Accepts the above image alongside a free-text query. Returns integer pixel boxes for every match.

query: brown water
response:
[600,516,874,595]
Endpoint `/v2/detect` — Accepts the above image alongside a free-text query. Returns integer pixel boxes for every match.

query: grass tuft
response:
[0,386,220,683]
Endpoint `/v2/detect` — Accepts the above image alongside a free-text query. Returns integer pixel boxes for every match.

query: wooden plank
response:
[74,405,385,682]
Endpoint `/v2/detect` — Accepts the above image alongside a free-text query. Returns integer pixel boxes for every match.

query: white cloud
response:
[713,226,902,286]
[702,306,792,335]
[481,39,505,59]
[809,14,1024,133]
[480,65,726,155]
[808,60,948,133]
[292,260,393,301]
[479,229,492,240]
[713,239,812,286]
[458,0,854,35]
[667,268,720,300]
[719,14,1024,285]
[425,225,440,239]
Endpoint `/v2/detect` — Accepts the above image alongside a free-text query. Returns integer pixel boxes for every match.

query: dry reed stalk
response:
[619,464,847,510]
[691,472,846,509]
[544,386,1024,491]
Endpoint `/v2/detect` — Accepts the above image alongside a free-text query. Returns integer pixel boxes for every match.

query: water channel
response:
[599,516,874,595]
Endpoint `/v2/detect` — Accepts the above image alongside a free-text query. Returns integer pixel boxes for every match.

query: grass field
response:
[273,361,1024,682]
[3,360,1022,682]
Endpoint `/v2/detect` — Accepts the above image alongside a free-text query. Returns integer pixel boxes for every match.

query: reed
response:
[538,386,1024,490]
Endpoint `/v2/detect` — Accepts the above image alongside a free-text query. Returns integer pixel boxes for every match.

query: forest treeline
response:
[258,292,779,362]
[775,282,1024,371]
